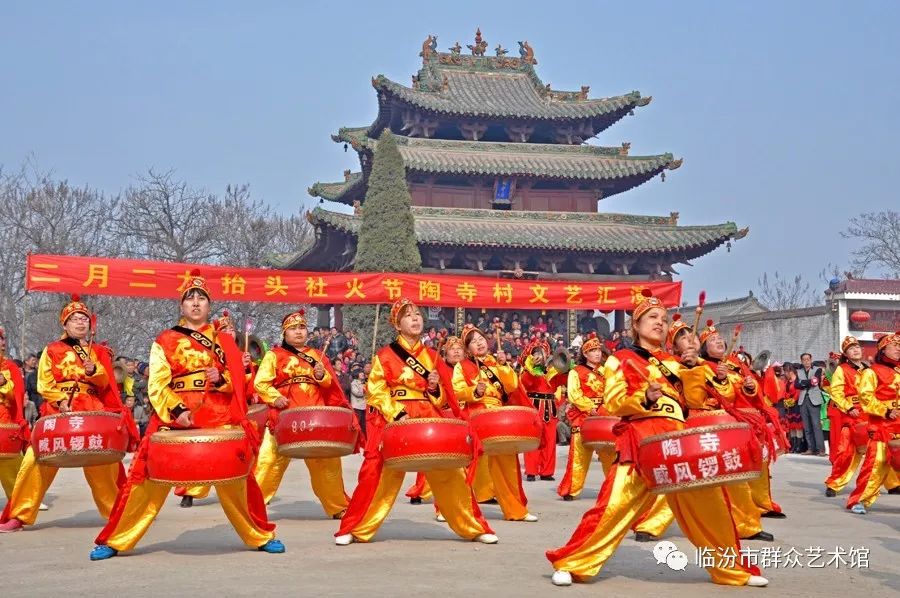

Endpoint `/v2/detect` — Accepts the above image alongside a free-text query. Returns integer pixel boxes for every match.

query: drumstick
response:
[691,290,706,334]
[243,318,253,353]
[725,324,743,356]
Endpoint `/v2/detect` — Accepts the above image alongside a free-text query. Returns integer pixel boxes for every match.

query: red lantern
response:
[849,310,870,327]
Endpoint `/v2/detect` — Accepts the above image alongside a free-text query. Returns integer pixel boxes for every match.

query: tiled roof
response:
[324,132,679,189]
[373,73,648,121]
[836,278,900,295]
[308,206,740,254]
[307,172,364,201]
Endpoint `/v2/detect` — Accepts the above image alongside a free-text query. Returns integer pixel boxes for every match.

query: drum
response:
[274,406,358,459]
[247,403,270,435]
[580,416,619,451]
[889,439,900,472]
[468,406,541,455]
[685,408,755,428]
[638,422,762,495]
[147,428,252,485]
[381,418,472,472]
[0,422,26,459]
[851,421,869,454]
[31,411,129,467]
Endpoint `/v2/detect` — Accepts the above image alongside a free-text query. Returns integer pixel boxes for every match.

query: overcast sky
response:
[3,1,898,305]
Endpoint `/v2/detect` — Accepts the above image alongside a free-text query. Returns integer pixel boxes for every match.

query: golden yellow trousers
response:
[179,485,212,499]
[253,429,348,516]
[632,494,674,537]
[472,455,495,503]
[826,452,863,493]
[486,454,528,520]
[726,482,763,538]
[5,447,119,525]
[847,442,897,508]
[748,461,780,513]
[549,463,752,586]
[0,455,23,499]
[559,432,616,499]
[350,467,488,542]
[103,479,274,551]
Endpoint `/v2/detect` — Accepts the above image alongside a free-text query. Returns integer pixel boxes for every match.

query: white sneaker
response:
[523,513,539,522]
[39,503,49,511]
[474,533,498,544]
[747,575,769,587]
[552,570,572,586]
[435,512,446,522]
[334,533,354,546]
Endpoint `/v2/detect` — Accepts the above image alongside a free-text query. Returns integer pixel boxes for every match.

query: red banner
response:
[26,254,681,311]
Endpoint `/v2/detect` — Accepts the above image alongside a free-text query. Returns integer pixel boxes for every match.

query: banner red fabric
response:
[26,254,681,311]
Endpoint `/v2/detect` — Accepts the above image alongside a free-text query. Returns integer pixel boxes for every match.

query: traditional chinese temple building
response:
[283,30,746,332]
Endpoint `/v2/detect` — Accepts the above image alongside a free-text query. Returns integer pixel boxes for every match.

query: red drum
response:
[685,408,756,428]
[468,406,542,455]
[889,439,900,472]
[247,403,270,435]
[580,416,619,451]
[851,421,869,454]
[638,423,762,495]
[381,418,472,472]
[31,411,129,467]
[0,422,26,459]
[147,428,252,485]
[274,406,358,459]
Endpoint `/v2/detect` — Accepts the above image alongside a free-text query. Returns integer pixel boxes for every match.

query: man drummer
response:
[556,333,613,501]
[452,325,538,522]
[175,310,254,508]
[89,270,284,559]
[335,298,497,545]
[679,320,774,542]
[253,308,351,519]
[0,296,134,533]
[0,325,28,501]
[846,332,900,514]
[546,290,767,588]
[521,339,567,482]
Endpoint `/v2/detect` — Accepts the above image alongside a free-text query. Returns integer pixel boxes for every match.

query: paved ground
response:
[2,448,899,597]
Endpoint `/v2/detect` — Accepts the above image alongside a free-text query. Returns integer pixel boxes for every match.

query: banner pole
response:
[371,304,381,358]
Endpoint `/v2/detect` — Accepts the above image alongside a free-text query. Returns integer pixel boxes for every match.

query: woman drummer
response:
[252,308,352,519]
[1,296,135,533]
[556,333,613,501]
[545,290,768,588]
[0,326,27,501]
[452,324,538,523]
[335,298,497,546]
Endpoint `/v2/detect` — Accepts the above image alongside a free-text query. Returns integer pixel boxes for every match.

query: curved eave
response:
[372,75,649,123]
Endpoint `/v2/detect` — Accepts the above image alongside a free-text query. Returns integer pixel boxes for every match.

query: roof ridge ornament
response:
[518,40,537,65]
[466,28,488,56]
[420,35,438,61]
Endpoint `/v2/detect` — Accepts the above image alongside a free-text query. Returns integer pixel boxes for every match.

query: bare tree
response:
[842,210,900,278]
[756,271,820,311]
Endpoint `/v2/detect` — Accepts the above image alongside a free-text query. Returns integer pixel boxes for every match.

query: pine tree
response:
[343,130,421,353]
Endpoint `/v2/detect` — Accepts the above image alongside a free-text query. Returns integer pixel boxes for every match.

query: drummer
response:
[89,270,284,559]
[0,325,28,501]
[0,296,136,533]
[546,290,768,588]
[175,310,255,508]
[846,331,900,514]
[824,336,883,497]
[253,308,351,519]
[557,333,613,501]
[679,320,774,542]
[406,335,497,517]
[521,339,567,482]
[335,298,497,545]
[452,325,538,523]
